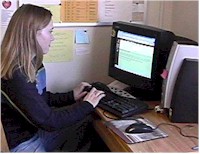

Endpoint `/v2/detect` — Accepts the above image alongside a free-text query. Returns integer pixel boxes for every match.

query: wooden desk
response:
[93,81,198,152]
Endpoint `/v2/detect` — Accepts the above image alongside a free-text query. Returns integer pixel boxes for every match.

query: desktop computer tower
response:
[160,37,198,123]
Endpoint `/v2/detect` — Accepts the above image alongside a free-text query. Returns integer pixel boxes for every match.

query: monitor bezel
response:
[108,21,175,100]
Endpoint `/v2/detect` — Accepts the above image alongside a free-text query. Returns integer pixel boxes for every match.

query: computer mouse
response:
[125,123,154,134]
[83,82,111,92]
[91,82,111,92]
[83,86,92,92]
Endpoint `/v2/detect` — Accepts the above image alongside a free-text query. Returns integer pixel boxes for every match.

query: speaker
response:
[170,58,198,123]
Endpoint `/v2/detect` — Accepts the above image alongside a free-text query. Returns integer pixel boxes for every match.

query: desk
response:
[93,81,198,152]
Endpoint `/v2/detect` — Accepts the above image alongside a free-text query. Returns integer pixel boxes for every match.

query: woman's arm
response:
[4,70,94,132]
[46,91,76,107]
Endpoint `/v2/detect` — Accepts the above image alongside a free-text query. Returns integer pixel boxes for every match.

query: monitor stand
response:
[124,87,161,101]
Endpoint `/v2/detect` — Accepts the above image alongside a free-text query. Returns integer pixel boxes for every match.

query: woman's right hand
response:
[83,87,105,108]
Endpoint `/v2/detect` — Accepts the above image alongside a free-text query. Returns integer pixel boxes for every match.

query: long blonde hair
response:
[1,4,52,82]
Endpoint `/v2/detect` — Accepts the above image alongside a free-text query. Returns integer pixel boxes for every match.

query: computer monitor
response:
[108,21,175,101]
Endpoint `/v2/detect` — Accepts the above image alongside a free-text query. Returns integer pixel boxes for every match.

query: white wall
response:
[145,1,198,42]
[171,1,198,42]
[145,1,167,28]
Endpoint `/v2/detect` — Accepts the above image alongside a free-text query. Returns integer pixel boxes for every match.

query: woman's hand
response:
[83,88,105,108]
[73,82,91,101]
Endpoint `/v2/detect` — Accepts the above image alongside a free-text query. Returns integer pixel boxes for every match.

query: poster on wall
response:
[1,0,18,27]
[19,0,99,23]
[18,0,146,26]
[61,0,98,23]
[98,0,146,24]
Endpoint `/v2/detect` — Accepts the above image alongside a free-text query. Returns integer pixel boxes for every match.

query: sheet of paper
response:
[99,0,132,22]
[61,0,98,22]
[75,29,89,44]
[43,29,74,63]
[99,0,146,23]
[75,47,90,55]
[1,0,18,26]
[131,1,145,22]
[42,5,61,23]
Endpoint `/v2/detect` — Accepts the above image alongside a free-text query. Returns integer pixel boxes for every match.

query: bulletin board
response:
[15,0,147,27]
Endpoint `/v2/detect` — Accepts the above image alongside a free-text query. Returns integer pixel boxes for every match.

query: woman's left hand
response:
[73,82,91,101]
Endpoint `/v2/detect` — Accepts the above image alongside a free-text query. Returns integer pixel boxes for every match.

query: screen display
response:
[114,30,156,79]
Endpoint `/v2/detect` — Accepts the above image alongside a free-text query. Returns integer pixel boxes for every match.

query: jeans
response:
[10,134,45,152]
[11,115,93,152]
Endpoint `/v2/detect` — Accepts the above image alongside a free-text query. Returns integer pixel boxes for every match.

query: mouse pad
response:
[105,118,168,144]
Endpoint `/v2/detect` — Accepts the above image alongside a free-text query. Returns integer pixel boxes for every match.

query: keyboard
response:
[91,82,149,118]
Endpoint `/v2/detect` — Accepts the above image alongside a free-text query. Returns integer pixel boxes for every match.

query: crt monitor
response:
[108,21,175,101]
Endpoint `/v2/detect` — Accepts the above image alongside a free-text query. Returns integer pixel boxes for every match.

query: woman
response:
[1,4,105,152]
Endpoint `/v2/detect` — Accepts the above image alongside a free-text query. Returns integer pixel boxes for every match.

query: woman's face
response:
[36,19,54,54]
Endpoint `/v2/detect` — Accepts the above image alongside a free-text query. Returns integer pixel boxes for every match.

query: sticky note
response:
[160,69,168,79]
[75,29,89,44]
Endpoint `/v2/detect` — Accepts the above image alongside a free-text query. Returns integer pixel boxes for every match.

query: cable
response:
[154,123,198,140]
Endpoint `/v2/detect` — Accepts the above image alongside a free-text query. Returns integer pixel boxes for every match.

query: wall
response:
[145,1,167,28]
[171,1,198,42]
[145,1,198,42]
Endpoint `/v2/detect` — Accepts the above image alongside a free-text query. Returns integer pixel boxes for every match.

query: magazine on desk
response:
[105,118,168,144]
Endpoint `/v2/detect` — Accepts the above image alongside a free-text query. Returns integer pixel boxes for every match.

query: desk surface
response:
[93,81,198,152]
[94,107,198,152]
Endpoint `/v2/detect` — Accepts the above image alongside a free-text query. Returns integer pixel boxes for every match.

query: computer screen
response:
[115,30,155,79]
[109,21,175,101]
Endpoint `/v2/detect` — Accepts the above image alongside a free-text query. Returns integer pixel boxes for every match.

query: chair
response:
[1,121,9,152]
[1,89,38,152]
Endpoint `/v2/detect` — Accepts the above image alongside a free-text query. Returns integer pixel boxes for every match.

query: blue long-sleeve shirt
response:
[1,66,94,149]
